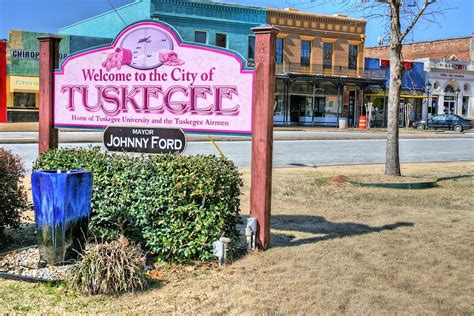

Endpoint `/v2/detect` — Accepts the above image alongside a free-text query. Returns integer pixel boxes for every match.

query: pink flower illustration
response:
[159,50,185,66]
[102,48,132,71]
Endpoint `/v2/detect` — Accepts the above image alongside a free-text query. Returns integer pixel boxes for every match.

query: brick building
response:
[270,9,384,127]
[366,36,474,119]
[366,36,474,61]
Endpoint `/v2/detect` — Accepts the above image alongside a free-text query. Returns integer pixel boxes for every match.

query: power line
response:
[107,0,128,26]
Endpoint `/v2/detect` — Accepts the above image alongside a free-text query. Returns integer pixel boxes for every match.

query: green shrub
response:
[0,148,29,234]
[68,236,148,295]
[34,147,243,262]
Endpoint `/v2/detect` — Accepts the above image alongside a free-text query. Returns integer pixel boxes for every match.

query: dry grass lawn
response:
[1,161,473,314]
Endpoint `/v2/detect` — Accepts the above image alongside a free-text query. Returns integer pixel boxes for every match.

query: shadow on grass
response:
[270,215,414,247]
[0,223,37,254]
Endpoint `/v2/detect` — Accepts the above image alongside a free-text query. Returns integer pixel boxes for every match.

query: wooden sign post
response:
[38,35,61,154]
[250,25,278,249]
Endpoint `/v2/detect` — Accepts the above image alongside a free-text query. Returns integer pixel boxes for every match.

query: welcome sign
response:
[54,20,254,135]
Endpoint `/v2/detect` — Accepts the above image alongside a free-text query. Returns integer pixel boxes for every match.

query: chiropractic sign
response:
[54,20,254,135]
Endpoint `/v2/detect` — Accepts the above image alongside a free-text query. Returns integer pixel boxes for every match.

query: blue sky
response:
[0,0,472,46]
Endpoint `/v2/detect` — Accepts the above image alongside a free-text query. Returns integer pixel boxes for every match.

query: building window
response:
[348,44,358,70]
[323,43,333,69]
[301,40,311,67]
[274,95,285,117]
[13,92,35,108]
[276,38,284,64]
[445,84,455,93]
[195,31,207,44]
[216,33,227,48]
[299,97,314,118]
[314,97,326,117]
[248,36,255,62]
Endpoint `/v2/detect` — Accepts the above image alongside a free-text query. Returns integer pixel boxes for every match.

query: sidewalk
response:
[0,122,39,132]
[0,122,472,144]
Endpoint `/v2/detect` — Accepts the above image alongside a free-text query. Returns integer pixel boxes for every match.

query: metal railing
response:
[274,62,386,79]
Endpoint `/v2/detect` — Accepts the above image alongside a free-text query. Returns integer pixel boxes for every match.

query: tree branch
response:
[399,0,434,42]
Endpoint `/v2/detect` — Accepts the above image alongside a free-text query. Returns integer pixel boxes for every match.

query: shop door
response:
[290,95,304,123]
[313,97,325,118]
[443,101,455,114]
[443,96,455,114]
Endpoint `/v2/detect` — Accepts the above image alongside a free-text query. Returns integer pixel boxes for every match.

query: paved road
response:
[1,130,473,144]
[3,138,473,171]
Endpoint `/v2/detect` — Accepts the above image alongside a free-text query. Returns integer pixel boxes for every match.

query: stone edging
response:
[349,174,473,190]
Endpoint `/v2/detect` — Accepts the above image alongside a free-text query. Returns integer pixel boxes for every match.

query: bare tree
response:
[285,0,446,176]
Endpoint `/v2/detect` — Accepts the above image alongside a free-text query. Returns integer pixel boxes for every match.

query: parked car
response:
[412,114,472,132]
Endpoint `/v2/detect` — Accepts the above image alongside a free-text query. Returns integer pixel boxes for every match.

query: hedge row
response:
[33,147,243,262]
[0,148,29,234]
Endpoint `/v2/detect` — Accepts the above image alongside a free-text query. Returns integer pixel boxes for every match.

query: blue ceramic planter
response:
[31,170,93,265]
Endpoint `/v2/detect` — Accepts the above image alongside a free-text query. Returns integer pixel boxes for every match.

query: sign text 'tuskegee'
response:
[54,20,254,135]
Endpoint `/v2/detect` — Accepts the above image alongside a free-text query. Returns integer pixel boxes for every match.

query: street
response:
[3,137,473,171]
[1,130,473,143]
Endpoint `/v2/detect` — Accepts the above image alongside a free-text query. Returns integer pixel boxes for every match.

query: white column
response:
[422,98,429,120]
[437,95,444,115]
[421,97,433,120]
[468,96,473,118]
[457,94,463,116]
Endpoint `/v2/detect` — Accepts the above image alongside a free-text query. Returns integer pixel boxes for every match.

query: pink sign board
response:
[54,21,254,135]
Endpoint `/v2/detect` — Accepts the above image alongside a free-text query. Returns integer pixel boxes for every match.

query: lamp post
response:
[455,87,461,115]
[426,81,432,118]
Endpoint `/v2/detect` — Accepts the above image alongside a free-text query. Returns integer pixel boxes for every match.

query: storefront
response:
[364,89,426,127]
[418,58,474,119]
[6,75,39,122]
[275,74,384,127]
[2,30,111,122]
[364,58,427,127]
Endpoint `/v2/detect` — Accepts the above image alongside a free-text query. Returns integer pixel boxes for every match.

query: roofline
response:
[267,7,366,24]
[59,0,143,32]
[367,35,473,49]
[186,0,268,11]
[59,0,365,33]
[8,28,112,41]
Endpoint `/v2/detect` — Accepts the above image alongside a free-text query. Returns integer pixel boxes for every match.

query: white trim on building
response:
[417,58,474,120]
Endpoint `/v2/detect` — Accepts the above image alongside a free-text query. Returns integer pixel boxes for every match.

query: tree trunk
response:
[385,1,403,176]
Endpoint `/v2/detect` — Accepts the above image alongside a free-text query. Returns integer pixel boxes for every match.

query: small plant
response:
[0,148,29,235]
[313,176,328,187]
[68,236,148,295]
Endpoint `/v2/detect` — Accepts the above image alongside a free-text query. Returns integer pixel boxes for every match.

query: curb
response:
[349,174,474,190]
[1,135,473,144]
[0,271,54,283]
[349,180,437,190]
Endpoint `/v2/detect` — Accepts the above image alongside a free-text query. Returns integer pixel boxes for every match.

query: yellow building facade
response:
[268,8,384,127]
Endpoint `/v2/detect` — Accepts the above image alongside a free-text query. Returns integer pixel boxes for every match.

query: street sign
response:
[103,126,186,154]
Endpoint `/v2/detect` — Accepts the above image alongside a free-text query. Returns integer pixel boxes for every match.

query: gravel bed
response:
[0,247,73,281]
